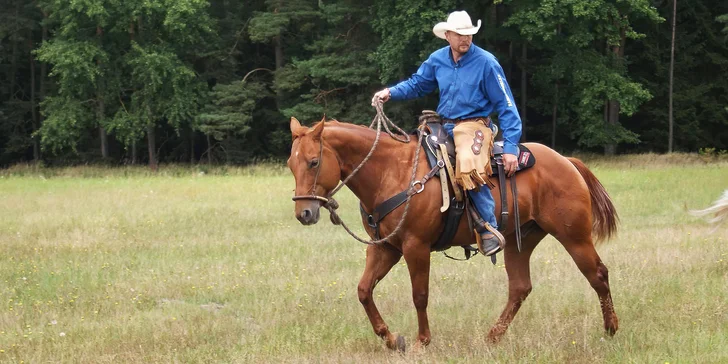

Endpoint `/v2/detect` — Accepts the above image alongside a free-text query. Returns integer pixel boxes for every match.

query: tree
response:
[505,0,660,153]
[35,0,118,158]
[1,0,726,167]
[0,0,44,164]
[668,0,677,153]
[627,0,728,152]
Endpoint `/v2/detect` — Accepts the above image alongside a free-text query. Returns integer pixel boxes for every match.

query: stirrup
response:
[475,223,505,256]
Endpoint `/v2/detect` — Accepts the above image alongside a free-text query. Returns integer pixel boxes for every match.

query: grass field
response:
[1,155,727,363]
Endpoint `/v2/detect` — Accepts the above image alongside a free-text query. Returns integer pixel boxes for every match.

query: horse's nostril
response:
[302,209,312,220]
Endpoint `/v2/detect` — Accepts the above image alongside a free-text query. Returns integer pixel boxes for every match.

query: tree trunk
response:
[551,25,561,150]
[29,35,40,162]
[551,82,559,149]
[147,124,157,170]
[488,2,497,48]
[274,36,284,70]
[96,26,109,159]
[190,129,195,164]
[99,127,108,158]
[506,41,513,82]
[668,0,677,153]
[38,11,48,161]
[9,4,20,96]
[519,43,527,142]
[131,140,137,164]
[604,27,627,155]
[206,134,213,164]
[128,21,137,166]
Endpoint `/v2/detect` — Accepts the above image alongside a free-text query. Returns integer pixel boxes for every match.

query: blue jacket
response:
[389,44,522,155]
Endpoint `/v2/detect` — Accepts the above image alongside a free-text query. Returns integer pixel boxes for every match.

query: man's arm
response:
[373,57,438,105]
[483,62,522,156]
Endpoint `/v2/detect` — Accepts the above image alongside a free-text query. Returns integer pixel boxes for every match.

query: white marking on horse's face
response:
[295,151,299,157]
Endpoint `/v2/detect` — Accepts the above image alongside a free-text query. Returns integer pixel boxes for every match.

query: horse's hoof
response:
[395,334,406,352]
[486,331,504,344]
[412,339,429,353]
[605,316,619,336]
[386,333,406,352]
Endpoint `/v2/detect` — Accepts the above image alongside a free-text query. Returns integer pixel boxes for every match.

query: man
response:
[371,10,522,257]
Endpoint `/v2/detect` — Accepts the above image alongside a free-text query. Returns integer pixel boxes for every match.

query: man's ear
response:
[310,120,324,141]
[290,117,306,140]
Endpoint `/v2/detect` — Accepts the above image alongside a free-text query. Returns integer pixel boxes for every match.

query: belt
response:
[443,117,491,127]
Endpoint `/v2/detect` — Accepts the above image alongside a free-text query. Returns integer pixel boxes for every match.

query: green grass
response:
[0,157,727,363]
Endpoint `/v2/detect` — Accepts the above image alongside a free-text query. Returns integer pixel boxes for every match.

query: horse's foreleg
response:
[487,228,545,342]
[403,241,432,347]
[561,239,619,336]
[357,243,403,350]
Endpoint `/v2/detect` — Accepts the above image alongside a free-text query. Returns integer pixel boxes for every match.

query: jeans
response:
[443,122,498,229]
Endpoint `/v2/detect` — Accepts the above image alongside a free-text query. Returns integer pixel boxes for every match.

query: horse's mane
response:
[690,189,728,226]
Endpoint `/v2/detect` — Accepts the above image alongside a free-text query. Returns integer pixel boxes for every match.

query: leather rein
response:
[291,103,427,245]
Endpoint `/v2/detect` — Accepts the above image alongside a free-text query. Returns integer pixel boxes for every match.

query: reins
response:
[292,103,426,245]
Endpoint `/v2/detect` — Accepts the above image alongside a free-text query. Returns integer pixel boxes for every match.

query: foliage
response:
[197,80,269,140]
[0,0,727,166]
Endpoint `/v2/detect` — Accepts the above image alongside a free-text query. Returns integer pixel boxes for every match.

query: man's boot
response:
[468,202,505,256]
[475,223,505,256]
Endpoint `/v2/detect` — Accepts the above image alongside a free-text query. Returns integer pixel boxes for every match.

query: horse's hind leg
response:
[487,228,546,342]
[560,236,619,336]
[357,243,404,351]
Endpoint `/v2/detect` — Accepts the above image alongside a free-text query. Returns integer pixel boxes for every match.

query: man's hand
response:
[371,88,391,106]
[503,153,518,177]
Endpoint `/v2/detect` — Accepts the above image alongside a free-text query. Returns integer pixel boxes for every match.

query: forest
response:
[1,0,727,167]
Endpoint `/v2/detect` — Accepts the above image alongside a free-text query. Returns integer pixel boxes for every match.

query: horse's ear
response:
[290,117,306,140]
[311,120,324,141]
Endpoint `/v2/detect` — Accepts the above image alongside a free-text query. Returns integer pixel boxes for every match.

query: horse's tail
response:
[567,158,619,243]
[690,190,728,225]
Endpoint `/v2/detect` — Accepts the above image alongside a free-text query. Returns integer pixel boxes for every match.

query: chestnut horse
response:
[288,117,619,351]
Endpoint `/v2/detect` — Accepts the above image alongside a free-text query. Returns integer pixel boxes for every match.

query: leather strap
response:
[497,160,508,232]
[431,198,465,252]
[511,176,522,252]
[443,116,492,127]
[442,245,479,261]
[439,143,462,202]
[360,161,443,240]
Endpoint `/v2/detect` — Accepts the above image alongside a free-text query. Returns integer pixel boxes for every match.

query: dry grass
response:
[0,156,726,363]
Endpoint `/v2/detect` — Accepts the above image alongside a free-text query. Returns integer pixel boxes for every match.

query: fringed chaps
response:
[453,120,494,191]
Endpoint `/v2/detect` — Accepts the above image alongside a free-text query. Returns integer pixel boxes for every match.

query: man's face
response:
[445,31,472,55]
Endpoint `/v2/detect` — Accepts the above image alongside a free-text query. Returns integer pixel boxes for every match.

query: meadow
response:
[0,155,727,363]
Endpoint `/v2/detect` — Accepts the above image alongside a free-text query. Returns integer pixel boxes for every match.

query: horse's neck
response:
[325,124,415,209]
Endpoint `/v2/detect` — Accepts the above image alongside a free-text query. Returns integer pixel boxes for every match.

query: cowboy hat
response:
[433,11,481,39]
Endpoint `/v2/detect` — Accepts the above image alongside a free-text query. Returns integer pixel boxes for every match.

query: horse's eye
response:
[309,159,320,168]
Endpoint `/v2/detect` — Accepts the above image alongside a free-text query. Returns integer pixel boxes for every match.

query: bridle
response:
[291,138,330,204]
[291,103,426,245]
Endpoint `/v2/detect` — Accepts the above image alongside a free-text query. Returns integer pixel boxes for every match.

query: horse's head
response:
[287,117,341,225]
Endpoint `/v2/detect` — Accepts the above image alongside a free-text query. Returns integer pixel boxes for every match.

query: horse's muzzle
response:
[296,206,321,225]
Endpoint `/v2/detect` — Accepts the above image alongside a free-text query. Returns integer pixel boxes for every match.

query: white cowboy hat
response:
[433,11,482,39]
